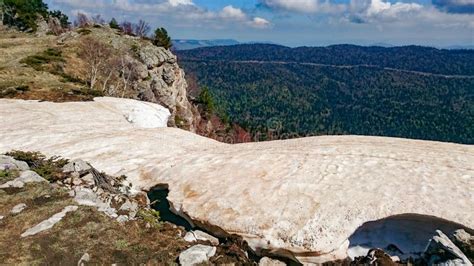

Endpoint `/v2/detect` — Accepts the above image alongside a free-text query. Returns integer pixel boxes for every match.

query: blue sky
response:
[45,0,474,47]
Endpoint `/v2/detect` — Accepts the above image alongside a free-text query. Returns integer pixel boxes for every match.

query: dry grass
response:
[0,28,99,102]
[0,169,190,265]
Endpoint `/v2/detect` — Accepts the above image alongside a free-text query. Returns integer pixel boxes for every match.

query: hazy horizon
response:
[44,0,474,47]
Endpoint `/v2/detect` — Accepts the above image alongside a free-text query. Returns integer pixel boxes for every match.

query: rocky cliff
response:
[1,98,472,264]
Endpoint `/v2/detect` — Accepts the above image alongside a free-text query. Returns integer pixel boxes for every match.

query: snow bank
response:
[0,98,472,263]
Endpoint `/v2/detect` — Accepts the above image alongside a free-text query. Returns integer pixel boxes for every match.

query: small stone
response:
[179,244,216,266]
[72,178,82,186]
[184,230,219,246]
[119,200,139,218]
[81,173,95,186]
[116,215,129,223]
[63,159,91,174]
[0,215,4,220]
[78,252,90,266]
[11,203,27,214]
[259,257,286,266]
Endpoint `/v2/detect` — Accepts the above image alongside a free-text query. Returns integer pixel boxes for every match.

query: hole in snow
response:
[347,213,473,261]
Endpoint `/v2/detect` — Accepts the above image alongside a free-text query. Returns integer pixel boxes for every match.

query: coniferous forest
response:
[178,44,474,144]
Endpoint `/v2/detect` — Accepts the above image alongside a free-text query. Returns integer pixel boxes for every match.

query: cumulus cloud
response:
[49,0,271,29]
[259,0,473,27]
[220,5,247,20]
[349,0,423,22]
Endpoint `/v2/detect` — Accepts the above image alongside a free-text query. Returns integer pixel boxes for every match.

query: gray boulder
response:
[63,159,91,175]
[424,230,472,266]
[21,206,78,237]
[0,155,29,171]
[179,244,216,266]
[452,229,474,262]
[0,170,47,189]
[73,187,118,218]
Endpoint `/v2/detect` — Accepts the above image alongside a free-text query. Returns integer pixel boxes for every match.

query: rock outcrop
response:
[0,98,473,264]
[135,44,194,129]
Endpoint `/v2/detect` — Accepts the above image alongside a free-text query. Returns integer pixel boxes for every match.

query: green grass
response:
[20,48,65,71]
[137,209,161,228]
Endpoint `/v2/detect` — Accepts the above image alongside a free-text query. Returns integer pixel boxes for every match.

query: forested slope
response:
[178,45,474,144]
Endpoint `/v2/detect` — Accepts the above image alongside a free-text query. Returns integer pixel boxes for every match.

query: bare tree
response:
[74,12,90,28]
[134,20,150,38]
[91,14,105,25]
[78,37,112,90]
[120,21,133,35]
[118,56,137,98]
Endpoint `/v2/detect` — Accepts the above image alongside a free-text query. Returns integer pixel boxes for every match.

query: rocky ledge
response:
[0,97,473,264]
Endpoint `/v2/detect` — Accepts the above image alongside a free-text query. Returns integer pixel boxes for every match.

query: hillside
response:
[1,97,473,264]
[178,44,474,144]
[0,26,249,143]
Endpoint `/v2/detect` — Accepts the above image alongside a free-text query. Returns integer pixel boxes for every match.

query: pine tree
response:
[109,18,119,29]
[153,27,172,50]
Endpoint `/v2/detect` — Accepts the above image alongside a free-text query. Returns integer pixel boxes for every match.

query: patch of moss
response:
[137,209,162,228]
[0,169,19,182]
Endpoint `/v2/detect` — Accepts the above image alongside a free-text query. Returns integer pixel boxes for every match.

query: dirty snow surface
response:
[0,98,473,263]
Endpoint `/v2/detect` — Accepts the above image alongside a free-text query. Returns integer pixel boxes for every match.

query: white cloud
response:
[260,0,345,13]
[168,0,194,7]
[220,5,247,20]
[51,0,271,30]
[250,17,272,28]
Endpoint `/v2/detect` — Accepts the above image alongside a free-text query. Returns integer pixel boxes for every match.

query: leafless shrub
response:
[74,12,90,28]
[134,20,150,38]
[120,21,134,35]
[91,14,105,25]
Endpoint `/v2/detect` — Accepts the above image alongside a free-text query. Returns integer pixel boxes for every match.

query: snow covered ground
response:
[1,97,472,263]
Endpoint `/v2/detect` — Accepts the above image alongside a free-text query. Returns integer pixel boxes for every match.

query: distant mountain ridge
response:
[172,39,240,50]
[178,43,474,75]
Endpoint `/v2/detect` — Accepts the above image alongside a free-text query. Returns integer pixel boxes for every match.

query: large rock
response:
[424,230,472,266]
[0,155,29,171]
[179,244,216,266]
[63,159,91,174]
[452,230,474,262]
[0,170,47,188]
[136,44,194,130]
[73,187,117,218]
[0,98,473,264]
[21,206,78,237]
